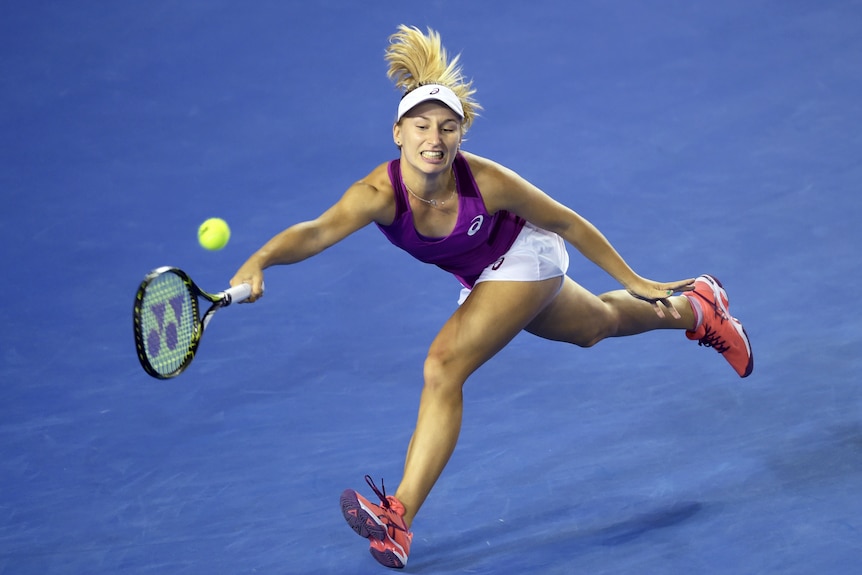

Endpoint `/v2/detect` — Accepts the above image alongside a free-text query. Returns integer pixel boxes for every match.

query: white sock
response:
[686,295,704,331]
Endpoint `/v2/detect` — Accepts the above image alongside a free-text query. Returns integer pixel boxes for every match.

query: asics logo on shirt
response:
[467,215,484,236]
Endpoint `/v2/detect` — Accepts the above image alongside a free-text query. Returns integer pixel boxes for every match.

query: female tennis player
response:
[230,25,753,569]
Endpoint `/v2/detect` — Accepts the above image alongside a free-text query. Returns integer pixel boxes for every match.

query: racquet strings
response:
[139,272,197,376]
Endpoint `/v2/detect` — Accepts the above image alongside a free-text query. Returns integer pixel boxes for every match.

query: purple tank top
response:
[377,153,526,288]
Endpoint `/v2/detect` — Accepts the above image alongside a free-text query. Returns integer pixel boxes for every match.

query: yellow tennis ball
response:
[198,218,231,251]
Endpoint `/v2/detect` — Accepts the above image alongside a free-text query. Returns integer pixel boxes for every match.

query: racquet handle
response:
[220,281,265,305]
[223,283,251,304]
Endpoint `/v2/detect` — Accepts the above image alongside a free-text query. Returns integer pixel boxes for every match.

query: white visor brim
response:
[396,84,464,121]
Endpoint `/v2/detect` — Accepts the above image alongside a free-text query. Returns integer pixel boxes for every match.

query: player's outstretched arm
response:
[230,174,394,301]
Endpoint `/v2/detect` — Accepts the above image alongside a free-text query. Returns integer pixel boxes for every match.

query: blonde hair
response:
[385,25,481,132]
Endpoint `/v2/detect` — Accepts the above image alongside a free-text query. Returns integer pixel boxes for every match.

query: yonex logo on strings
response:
[147,296,185,358]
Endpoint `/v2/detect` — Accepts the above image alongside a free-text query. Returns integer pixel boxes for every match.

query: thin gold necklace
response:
[402,172,457,209]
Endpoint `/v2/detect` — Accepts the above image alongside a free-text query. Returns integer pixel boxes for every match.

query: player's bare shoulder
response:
[461,151,500,176]
[460,151,527,213]
[352,161,398,225]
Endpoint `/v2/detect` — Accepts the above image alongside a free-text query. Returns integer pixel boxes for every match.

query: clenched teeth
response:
[421,151,444,159]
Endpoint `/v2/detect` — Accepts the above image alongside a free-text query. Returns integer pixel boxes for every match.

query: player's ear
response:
[393,124,402,148]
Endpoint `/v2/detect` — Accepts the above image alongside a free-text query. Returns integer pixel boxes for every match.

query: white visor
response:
[396,84,464,121]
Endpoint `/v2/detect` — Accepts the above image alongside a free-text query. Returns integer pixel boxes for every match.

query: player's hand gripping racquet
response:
[133,266,257,379]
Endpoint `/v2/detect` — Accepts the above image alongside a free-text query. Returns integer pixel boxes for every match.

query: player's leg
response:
[525,276,694,345]
[394,275,565,525]
[526,274,753,377]
[340,277,565,567]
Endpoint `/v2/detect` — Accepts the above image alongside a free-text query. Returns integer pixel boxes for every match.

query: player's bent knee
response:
[574,334,602,348]
[560,311,616,347]
[569,327,609,348]
[422,348,467,396]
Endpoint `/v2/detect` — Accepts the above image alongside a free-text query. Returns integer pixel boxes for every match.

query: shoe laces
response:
[697,324,729,354]
[364,475,391,510]
[690,289,732,353]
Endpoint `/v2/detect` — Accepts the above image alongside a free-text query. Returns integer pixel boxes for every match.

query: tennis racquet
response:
[133,266,257,379]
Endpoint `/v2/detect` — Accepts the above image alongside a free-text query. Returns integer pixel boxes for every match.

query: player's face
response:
[394,102,463,173]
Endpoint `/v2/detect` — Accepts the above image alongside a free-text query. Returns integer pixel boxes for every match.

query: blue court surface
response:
[2,1,861,573]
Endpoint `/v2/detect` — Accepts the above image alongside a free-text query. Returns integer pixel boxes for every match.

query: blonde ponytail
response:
[385,25,481,132]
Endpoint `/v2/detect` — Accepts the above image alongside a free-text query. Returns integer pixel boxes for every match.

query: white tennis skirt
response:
[458,222,570,305]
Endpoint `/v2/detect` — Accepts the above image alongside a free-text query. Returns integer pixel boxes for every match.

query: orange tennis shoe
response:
[340,476,413,569]
[684,274,754,378]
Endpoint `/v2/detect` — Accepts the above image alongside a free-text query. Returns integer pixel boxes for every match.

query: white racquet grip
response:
[223,283,251,304]
[221,281,264,305]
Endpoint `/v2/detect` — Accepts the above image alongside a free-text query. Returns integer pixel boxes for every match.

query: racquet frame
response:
[133,266,251,379]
